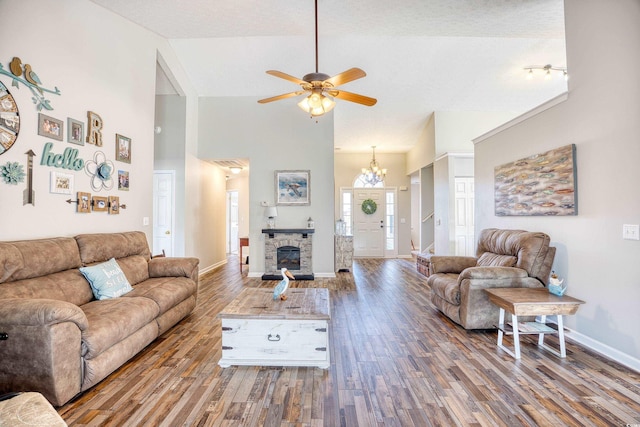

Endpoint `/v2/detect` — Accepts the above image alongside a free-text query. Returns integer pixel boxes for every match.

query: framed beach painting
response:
[275,170,310,206]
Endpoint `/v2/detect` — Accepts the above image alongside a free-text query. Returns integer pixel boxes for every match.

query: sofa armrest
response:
[148,257,199,283]
[0,298,87,330]
[429,256,477,274]
[0,299,86,406]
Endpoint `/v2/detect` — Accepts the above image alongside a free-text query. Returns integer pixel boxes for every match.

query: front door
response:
[353,189,384,257]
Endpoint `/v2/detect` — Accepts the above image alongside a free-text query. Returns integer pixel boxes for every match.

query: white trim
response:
[473,91,569,144]
[199,259,227,275]
[565,328,640,373]
[542,317,640,373]
[247,271,336,278]
[435,152,474,163]
[314,272,337,278]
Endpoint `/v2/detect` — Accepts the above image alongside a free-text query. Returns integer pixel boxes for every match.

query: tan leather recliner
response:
[427,228,556,329]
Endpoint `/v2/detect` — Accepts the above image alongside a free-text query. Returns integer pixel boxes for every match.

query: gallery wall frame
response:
[38,113,63,141]
[77,191,91,213]
[275,170,310,206]
[67,118,84,145]
[50,171,73,195]
[115,134,131,163]
[494,144,577,216]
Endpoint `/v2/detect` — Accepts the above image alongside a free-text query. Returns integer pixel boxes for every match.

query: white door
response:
[153,171,175,256]
[454,177,475,256]
[227,191,239,254]
[353,189,385,257]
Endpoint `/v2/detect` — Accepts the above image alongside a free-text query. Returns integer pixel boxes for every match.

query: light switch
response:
[622,224,639,240]
[143,217,149,226]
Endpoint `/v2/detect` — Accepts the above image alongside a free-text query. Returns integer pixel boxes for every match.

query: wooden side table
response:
[484,288,585,360]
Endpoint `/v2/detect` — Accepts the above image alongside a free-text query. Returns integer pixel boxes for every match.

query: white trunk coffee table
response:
[218,287,330,369]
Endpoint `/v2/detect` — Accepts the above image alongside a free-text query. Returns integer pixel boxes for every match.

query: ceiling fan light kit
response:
[258,0,376,118]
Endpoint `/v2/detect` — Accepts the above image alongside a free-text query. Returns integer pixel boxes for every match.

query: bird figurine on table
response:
[273,267,295,301]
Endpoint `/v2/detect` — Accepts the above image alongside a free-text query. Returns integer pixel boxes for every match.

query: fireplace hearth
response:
[262,228,314,280]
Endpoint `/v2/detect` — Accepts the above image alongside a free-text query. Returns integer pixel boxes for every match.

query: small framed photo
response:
[118,170,129,191]
[275,170,310,205]
[116,134,131,163]
[50,171,74,195]
[108,195,120,215]
[38,113,63,141]
[77,191,91,213]
[67,118,84,145]
[92,195,108,212]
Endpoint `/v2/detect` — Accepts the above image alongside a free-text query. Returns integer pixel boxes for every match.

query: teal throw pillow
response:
[80,258,133,300]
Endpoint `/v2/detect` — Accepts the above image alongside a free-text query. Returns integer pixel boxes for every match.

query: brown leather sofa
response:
[427,228,555,329]
[0,231,199,406]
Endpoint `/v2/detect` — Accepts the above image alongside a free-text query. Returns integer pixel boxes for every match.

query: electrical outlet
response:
[622,224,639,240]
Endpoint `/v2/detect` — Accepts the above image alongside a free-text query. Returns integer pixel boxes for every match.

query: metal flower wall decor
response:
[0,161,25,184]
[0,56,61,111]
[85,151,114,191]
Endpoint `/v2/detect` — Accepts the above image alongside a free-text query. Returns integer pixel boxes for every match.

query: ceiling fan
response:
[257,0,377,117]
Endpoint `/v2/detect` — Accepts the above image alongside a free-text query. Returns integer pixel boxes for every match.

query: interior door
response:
[353,189,385,257]
[227,191,239,254]
[454,177,475,256]
[153,171,174,256]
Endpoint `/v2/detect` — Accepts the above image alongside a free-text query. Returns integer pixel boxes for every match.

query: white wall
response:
[334,152,412,256]
[474,0,640,368]
[0,0,165,241]
[198,97,335,276]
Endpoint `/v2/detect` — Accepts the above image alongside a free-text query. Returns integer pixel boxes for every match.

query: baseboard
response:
[199,259,227,275]
[566,328,640,373]
[314,272,337,278]
[247,271,336,279]
[543,317,640,373]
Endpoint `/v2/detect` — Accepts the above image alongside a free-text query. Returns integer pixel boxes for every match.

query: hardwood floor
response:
[59,258,640,426]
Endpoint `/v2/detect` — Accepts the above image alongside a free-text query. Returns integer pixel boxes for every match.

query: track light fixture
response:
[524,64,568,81]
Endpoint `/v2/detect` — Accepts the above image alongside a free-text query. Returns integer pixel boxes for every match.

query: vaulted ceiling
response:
[91,0,568,153]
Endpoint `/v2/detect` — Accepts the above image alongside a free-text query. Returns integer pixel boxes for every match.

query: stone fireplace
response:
[262,228,314,280]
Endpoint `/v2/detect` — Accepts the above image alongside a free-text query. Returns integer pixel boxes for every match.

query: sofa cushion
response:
[0,238,81,284]
[124,277,196,314]
[80,296,160,358]
[477,252,517,267]
[428,273,460,305]
[80,258,133,300]
[115,255,150,286]
[0,270,94,306]
[75,231,151,265]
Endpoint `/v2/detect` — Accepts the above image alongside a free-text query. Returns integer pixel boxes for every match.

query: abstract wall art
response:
[494,144,577,216]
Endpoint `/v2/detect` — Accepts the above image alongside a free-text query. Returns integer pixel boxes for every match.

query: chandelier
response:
[361,146,387,186]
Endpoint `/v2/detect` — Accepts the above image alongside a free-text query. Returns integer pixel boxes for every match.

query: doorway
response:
[153,170,175,256]
[226,190,239,254]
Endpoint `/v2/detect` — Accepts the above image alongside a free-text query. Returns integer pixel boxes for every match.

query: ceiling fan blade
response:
[331,89,377,106]
[324,68,366,87]
[258,91,306,104]
[266,70,306,85]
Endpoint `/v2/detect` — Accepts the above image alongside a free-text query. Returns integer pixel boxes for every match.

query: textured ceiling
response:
[91,0,568,153]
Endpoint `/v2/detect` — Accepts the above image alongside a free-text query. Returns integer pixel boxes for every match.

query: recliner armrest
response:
[459,266,529,282]
[148,257,199,283]
[429,256,477,274]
